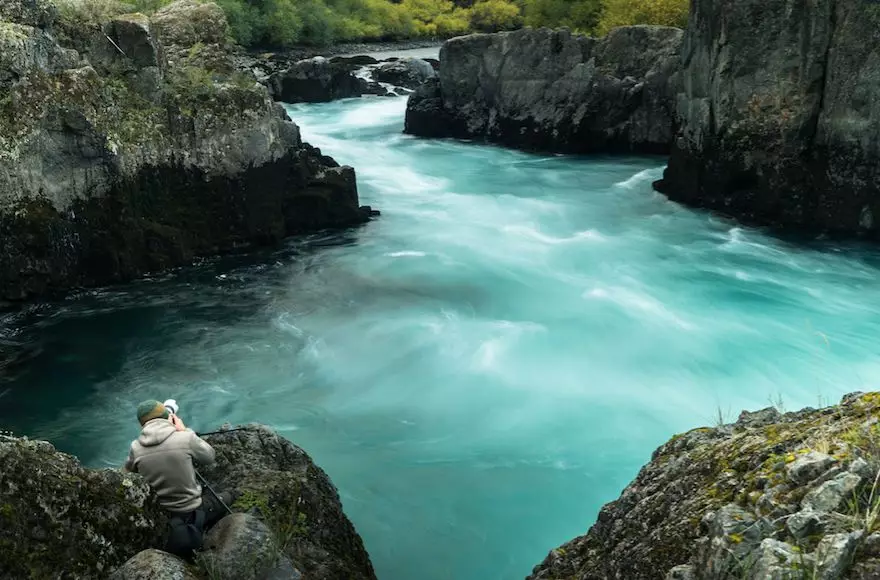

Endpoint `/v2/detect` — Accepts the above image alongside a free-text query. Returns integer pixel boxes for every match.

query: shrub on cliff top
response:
[596,0,689,35]
[522,0,602,33]
[50,0,689,50]
[470,0,522,32]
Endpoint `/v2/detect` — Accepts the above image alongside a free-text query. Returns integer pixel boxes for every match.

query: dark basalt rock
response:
[404,78,454,138]
[329,55,379,68]
[655,0,880,237]
[269,56,364,103]
[403,26,683,154]
[0,0,373,302]
[0,145,369,301]
[371,57,435,89]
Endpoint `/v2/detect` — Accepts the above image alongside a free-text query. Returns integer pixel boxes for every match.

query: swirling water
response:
[3,95,880,579]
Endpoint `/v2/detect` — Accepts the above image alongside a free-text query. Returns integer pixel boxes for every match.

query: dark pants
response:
[165,489,233,559]
[198,488,233,531]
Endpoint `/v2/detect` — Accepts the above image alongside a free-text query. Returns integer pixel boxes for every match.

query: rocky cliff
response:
[0,425,376,580]
[0,0,372,302]
[528,392,880,580]
[404,26,683,154]
[654,0,880,236]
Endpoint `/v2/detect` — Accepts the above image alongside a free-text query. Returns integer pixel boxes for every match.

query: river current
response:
[3,93,880,579]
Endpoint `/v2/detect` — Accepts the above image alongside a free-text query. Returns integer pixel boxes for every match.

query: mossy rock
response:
[200,426,378,580]
[0,435,168,578]
[528,392,880,579]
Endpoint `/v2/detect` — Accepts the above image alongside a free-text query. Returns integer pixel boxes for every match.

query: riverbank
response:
[6,93,880,580]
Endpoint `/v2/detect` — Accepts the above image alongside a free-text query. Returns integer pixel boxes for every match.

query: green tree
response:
[215,0,266,46]
[469,0,521,32]
[596,0,689,35]
[265,0,304,46]
[522,0,601,32]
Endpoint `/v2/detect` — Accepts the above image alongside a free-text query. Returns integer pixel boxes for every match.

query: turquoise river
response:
[3,94,880,579]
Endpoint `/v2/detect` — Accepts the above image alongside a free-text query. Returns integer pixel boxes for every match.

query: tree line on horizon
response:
[110,0,689,48]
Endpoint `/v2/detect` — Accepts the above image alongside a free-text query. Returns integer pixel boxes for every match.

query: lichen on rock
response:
[0,434,168,578]
[528,392,880,579]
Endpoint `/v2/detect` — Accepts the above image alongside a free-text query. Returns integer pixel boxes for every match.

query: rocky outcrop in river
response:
[0,425,376,580]
[528,392,880,579]
[404,26,683,154]
[0,0,372,302]
[654,0,880,237]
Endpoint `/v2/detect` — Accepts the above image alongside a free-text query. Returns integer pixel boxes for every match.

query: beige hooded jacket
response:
[124,418,216,513]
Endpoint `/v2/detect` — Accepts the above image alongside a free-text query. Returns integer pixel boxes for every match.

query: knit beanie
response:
[136,400,169,426]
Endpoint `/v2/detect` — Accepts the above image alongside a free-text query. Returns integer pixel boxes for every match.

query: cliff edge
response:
[528,392,880,580]
[655,0,880,237]
[0,0,373,302]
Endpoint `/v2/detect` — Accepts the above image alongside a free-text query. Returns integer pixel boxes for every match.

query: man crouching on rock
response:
[123,399,234,558]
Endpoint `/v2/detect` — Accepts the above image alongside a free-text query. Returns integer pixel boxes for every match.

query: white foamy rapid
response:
[5,95,880,580]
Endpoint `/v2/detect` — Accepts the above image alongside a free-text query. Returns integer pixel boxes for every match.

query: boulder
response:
[109,549,200,580]
[199,513,302,580]
[0,435,168,578]
[362,80,394,97]
[371,57,435,89]
[786,509,824,540]
[105,14,164,70]
[786,451,837,485]
[748,539,811,580]
[199,426,377,580]
[329,55,378,68]
[404,78,452,137]
[270,56,363,103]
[404,26,682,154]
[655,0,880,237]
[88,14,166,101]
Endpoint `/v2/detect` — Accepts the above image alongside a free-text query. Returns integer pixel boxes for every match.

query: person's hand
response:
[170,414,186,432]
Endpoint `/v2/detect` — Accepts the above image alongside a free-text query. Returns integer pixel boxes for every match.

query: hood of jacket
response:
[137,418,177,447]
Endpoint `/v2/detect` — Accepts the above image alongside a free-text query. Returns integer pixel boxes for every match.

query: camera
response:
[163,399,179,416]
